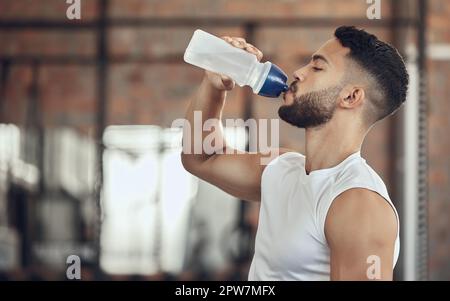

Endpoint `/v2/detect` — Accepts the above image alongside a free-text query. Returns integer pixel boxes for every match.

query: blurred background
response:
[0,0,448,281]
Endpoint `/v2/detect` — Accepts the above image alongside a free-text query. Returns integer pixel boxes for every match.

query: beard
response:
[278,85,342,129]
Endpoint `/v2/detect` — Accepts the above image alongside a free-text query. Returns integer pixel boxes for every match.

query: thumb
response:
[221,75,235,90]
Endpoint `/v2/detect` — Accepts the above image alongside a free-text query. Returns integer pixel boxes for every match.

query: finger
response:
[221,37,234,47]
[231,37,246,48]
[244,43,257,52]
[245,43,263,61]
[231,40,245,49]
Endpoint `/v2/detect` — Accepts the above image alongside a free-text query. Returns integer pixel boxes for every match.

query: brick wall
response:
[427,0,450,281]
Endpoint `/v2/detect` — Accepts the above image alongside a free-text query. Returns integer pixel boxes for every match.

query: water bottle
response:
[183,29,289,98]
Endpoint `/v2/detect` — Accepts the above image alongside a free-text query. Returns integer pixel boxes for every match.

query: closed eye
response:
[312,67,323,72]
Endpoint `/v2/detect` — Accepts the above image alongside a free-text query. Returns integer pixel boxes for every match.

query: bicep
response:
[183,148,292,202]
[325,188,397,281]
[196,150,265,202]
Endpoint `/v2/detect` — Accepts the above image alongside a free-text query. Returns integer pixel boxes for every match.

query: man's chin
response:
[282,92,294,105]
[278,109,306,129]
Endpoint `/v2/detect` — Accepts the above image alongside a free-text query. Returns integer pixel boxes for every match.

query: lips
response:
[289,84,297,94]
[282,90,291,102]
[288,80,300,93]
[282,81,298,102]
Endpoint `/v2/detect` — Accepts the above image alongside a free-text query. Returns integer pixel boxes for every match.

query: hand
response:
[204,36,264,91]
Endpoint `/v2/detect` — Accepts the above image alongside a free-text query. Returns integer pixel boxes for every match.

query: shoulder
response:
[274,148,304,161]
[325,188,399,280]
[331,157,390,198]
[335,156,379,182]
[325,188,397,248]
[261,148,304,172]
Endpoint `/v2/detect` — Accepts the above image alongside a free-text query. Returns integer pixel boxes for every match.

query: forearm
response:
[182,76,228,166]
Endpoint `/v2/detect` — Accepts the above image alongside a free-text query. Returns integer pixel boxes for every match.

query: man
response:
[181,26,409,281]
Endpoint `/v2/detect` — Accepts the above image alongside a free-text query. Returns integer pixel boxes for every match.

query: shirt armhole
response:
[318,184,400,246]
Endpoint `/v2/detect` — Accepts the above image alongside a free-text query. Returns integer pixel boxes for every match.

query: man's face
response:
[279,38,350,129]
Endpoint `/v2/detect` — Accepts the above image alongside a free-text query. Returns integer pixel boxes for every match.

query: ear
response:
[338,86,365,109]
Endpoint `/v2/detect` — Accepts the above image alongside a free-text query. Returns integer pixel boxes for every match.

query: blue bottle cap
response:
[258,63,289,98]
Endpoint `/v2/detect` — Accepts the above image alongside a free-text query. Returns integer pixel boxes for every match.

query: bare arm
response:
[181,36,289,202]
[325,188,398,281]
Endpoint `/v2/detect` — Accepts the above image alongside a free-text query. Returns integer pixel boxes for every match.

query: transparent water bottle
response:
[183,29,289,98]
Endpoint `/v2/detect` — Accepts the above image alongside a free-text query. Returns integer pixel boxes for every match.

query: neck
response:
[304,119,367,174]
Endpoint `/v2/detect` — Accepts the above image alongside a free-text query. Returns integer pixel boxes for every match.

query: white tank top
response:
[248,151,400,281]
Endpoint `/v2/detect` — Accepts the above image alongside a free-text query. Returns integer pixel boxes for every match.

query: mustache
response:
[288,80,299,93]
[283,80,299,101]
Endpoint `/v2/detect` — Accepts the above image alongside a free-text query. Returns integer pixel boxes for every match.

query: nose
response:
[292,68,306,82]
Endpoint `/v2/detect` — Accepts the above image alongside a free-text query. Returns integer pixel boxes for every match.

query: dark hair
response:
[334,26,409,123]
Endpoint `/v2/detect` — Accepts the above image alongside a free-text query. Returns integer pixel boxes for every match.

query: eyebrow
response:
[312,54,330,65]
